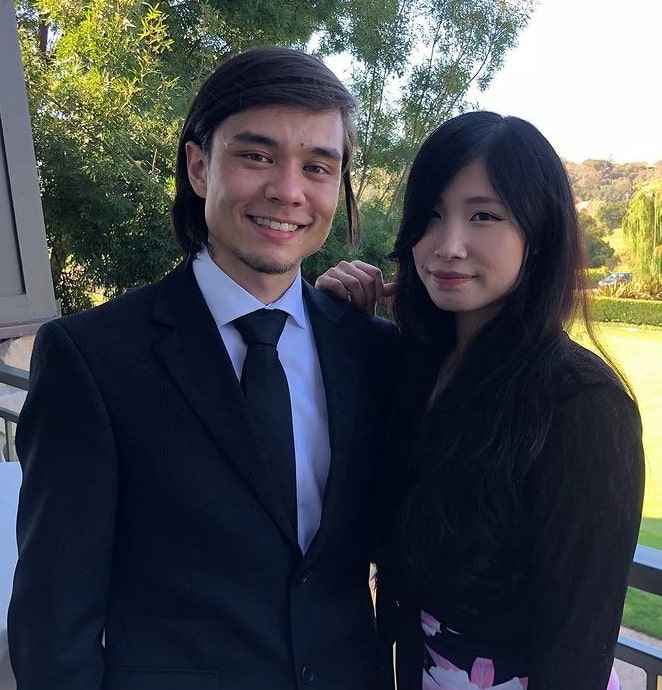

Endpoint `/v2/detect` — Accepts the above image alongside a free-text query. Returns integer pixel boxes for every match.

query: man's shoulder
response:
[303,282,396,336]
[39,265,187,349]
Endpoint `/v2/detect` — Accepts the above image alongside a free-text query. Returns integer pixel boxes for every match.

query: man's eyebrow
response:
[231,131,342,162]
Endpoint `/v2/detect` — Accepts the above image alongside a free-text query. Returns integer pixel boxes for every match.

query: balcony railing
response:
[1,363,661,685]
[0,362,28,462]
[617,545,662,688]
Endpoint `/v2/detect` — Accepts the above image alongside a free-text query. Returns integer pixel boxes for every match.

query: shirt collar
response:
[192,247,306,329]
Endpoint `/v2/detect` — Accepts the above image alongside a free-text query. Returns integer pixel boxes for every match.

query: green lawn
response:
[606,227,633,271]
[576,321,662,519]
[580,322,662,637]
[599,323,662,519]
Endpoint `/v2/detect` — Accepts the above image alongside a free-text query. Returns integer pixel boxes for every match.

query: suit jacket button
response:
[301,665,315,683]
[297,571,309,585]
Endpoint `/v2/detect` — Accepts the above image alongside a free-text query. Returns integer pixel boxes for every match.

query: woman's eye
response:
[472,211,501,221]
[430,210,442,220]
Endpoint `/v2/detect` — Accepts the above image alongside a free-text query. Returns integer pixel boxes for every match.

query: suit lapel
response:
[150,263,298,546]
[303,284,362,559]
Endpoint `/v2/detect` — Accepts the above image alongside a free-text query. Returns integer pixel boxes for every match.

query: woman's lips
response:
[429,271,474,287]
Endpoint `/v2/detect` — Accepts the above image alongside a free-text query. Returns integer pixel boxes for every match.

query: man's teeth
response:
[254,217,299,232]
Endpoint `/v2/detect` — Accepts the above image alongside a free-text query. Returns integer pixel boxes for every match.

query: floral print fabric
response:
[421,610,528,690]
[421,610,620,690]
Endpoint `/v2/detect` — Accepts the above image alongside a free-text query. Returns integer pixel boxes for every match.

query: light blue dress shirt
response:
[192,248,330,552]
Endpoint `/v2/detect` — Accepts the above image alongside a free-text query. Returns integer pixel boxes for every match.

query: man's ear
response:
[186,141,208,198]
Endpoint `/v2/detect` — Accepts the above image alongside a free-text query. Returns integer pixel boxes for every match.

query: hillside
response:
[564,159,662,202]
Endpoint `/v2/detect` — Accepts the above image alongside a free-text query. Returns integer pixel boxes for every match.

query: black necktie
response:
[233,309,297,529]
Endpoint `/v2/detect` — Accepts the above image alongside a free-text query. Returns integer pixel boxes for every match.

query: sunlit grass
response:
[574,321,662,637]
[573,321,662,519]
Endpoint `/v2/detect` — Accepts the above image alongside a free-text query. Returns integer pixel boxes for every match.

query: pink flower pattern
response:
[421,610,528,690]
[420,609,619,690]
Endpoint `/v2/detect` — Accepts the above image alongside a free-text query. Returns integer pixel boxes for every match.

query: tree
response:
[622,182,662,278]
[578,210,616,269]
[18,0,184,312]
[596,200,628,232]
[17,0,535,312]
[318,0,534,214]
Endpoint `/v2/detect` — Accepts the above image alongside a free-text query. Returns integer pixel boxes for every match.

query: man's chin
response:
[238,253,298,277]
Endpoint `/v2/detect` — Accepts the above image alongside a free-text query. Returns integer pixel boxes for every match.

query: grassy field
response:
[576,321,662,518]
[607,227,629,268]
[582,322,662,637]
[600,323,662,519]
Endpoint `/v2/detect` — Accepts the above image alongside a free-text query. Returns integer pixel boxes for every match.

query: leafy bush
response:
[585,267,610,287]
[597,276,662,300]
[589,296,662,326]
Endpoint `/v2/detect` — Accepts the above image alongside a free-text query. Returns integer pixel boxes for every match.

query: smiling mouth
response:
[252,216,302,233]
[431,272,473,280]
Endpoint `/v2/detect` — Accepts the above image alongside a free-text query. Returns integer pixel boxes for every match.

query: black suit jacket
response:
[9,263,396,690]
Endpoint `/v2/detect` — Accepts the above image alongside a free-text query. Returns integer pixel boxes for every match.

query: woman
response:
[317,112,644,689]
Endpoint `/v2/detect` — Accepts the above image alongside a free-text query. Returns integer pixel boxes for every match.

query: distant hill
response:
[564,159,662,203]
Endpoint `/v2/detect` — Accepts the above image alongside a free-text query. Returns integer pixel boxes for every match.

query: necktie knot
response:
[234,309,288,347]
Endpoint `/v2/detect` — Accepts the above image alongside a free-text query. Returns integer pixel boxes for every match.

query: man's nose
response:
[265,163,305,205]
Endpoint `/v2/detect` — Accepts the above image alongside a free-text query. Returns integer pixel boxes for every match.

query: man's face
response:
[186,105,345,303]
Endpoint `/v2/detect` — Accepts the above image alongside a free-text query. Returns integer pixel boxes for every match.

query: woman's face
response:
[412,159,526,342]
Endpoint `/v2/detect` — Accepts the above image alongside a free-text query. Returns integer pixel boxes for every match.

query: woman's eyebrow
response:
[464,195,504,205]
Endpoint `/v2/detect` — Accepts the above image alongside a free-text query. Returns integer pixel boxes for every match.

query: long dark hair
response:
[388,112,632,600]
[171,46,360,259]
[391,111,583,346]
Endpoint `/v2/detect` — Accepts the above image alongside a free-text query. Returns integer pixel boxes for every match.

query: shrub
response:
[586,267,610,287]
[607,276,662,300]
[589,296,662,326]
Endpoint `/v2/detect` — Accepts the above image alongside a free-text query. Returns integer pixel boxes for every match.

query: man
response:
[8,47,394,690]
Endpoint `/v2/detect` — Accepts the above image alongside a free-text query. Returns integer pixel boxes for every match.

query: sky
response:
[474,0,662,164]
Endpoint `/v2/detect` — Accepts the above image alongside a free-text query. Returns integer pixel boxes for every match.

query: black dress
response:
[376,331,645,690]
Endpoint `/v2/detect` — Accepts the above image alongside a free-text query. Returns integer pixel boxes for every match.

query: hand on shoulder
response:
[315,260,396,316]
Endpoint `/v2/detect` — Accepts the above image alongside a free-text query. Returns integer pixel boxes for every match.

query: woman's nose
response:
[431,221,468,260]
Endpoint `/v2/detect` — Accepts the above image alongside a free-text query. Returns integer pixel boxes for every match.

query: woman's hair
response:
[391,110,585,346]
[171,46,359,259]
[388,112,633,600]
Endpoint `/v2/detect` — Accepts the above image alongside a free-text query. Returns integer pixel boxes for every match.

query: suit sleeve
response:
[526,384,644,689]
[8,321,118,690]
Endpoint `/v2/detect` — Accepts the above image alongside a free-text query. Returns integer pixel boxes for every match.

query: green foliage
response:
[317,0,535,210]
[596,200,628,231]
[585,267,610,288]
[18,0,183,313]
[579,210,616,268]
[589,296,662,326]
[302,200,399,285]
[584,234,616,269]
[622,181,662,278]
[565,158,662,203]
[18,0,535,312]
[597,276,662,300]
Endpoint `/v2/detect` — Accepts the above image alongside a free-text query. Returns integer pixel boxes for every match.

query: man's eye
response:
[243,152,270,163]
[305,164,329,174]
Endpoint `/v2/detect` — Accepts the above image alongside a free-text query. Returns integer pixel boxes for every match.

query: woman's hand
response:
[315,260,396,315]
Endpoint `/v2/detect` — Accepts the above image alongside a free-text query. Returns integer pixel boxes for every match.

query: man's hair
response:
[171,46,359,259]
